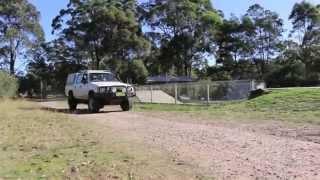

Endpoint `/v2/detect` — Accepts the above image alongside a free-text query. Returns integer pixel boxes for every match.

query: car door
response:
[73,73,83,98]
[77,73,89,99]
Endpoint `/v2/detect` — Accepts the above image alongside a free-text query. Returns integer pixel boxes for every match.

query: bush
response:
[120,60,149,84]
[130,60,149,84]
[265,61,306,87]
[0,71,18,98]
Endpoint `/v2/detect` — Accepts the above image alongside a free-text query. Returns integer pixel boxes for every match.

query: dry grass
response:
[0,99,119,178]
[0,100,197,179]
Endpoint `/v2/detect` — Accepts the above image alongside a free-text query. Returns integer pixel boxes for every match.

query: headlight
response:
[127,86,135,96]
[122,87,127,93]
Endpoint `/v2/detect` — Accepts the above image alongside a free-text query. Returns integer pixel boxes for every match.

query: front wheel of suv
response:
[120,98,133,111]
[88,95,100,113]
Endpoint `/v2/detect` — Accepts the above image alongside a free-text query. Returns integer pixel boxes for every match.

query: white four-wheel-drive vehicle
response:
[65,70,135,113]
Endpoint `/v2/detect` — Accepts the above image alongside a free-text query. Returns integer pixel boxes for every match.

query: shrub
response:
[120,60,149,84]
[0,71,18,98]
[265,61,306,87]
[130,60,149,84]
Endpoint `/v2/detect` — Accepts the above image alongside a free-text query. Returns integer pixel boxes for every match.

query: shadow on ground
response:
[42,107,123,115]
[20,106,122,115]
[25,97,66,102]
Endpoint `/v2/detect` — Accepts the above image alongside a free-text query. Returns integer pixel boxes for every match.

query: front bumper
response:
[94,92,132,105]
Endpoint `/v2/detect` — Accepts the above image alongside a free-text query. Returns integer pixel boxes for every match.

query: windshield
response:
[89,73,119,82]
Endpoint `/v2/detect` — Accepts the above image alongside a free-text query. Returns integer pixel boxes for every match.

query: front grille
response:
[99,86,127,95]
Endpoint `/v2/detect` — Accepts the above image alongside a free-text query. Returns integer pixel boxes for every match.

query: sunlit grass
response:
[135,88,320,124]
[0,100,126,178]
[0,100,196,179]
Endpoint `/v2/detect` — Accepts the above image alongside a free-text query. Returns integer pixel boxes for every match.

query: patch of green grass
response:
[135,88,320,124]
[245,88,320,112]
[0,100,198,179]
[0,100,130,179]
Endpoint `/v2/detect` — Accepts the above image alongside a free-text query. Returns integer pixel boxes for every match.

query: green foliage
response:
[289,1,320,80]
[206,66,232,81]
[0,0,44,74]
[0,71,18,97]
[7,0,318,88]
[245,4,284,71]
[290,1,320,33]
[210,2,320,87]
[215,4,284,80]
[136,88,320,124]
[129,60,149,84]
[21,40,86,93]
[117,59,148,84]
[266,61,306,87]
[52,0,150,71]
[141,0,222,76]
[143,47,162,76]
[27,44,52,81]
[18,74,39,95]
[43,40,87,92]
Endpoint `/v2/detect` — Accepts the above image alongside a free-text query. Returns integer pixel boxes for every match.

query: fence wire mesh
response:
[135,80,265,105]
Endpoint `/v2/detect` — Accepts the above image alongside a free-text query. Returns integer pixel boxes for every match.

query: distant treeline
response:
[0,0,319,93]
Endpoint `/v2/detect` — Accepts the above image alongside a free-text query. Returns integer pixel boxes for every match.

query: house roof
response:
[78,70,112,74]
[147,75,194,84]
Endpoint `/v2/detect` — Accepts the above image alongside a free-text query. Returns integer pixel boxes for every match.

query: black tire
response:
[120,98,132,111]
[68,92,77,111]
[88,95,100,113]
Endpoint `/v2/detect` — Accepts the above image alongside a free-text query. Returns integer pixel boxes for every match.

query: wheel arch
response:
[88,90,95,97]
[68,90,74,97]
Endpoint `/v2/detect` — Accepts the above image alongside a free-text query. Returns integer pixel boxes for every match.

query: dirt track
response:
[41,101,320,180]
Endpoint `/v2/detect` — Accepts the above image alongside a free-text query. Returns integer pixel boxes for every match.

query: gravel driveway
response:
[41,101,320,180]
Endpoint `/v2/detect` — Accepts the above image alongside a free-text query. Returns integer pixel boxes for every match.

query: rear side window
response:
[66,74,76,85]
[89,73,119,82]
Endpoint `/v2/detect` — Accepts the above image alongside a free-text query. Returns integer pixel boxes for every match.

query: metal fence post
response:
[250,80,256,91]
[150,85,153,103]
[40,80,43,100]
[207,83,210,106]
[174,84,178,104]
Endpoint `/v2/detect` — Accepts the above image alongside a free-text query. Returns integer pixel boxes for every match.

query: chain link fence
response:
[135,80,266,105]
[18,80,66,101]
[25,79,266,104]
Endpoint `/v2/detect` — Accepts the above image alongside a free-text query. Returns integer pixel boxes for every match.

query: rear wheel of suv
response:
[121,98,132,111]
[68,92,77,111]
[88,95,100,113]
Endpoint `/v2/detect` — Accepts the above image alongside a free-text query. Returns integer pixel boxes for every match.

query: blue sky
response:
[29,0,320,42]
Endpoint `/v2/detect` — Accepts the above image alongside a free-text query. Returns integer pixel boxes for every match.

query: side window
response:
[76,74,83,84]
[82,74,88,83]
[71,74,77,85]
[66,75,73,85]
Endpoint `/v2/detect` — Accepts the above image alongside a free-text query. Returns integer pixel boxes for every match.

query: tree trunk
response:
[184,64,188,77]
[95,48,100,70]
[96,58,100,70]
[9,51,15,75]
[9,39,20,75]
